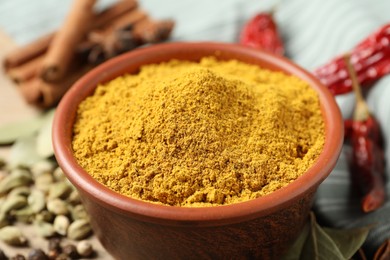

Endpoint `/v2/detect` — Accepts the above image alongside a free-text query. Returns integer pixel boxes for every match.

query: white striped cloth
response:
[1,0,389,256]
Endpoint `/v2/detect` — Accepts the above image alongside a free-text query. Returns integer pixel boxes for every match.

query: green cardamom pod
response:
[77,240,94,257]
[0,195,27,215]
[8,186,31,198]
[35,210,55,223]
[67,190,81,205]
[30,159,55,177]
[48,182,72,200]
[11,206,35,223]
[34,220,56,238]
[53,167,66,181]
[70,204,89,221]
[0,226,27,246]
[68,219,92,240]
[34,172,54,193]
[46,198,69,216]
[28,189,46,213]
[53,215,70,236]
[0,169,32,195]
[0,213,9,229]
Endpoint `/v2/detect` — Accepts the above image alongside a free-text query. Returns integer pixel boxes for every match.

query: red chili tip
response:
[239,12,285,56]
[361,189,386,213]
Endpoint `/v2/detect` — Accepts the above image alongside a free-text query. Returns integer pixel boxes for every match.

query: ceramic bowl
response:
[52,42,343,259]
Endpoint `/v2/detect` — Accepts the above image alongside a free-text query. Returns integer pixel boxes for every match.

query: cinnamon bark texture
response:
[40,0,96,82]
[7,56,43,83]
[87,17,174,63]
[20,65,92,108]
[2,0,139,71]
[3,34,52,70]
[2,0,174,109]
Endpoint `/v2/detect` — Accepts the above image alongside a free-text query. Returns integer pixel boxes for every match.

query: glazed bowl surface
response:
[52,42,343,260]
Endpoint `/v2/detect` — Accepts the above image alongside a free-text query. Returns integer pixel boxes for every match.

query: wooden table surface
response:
[0,30,39,158]
[0,29,112,260]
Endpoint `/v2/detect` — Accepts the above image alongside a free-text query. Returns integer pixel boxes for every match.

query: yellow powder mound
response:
[72,57,325,206]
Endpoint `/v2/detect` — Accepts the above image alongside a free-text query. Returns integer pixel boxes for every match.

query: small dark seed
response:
[54,254,70,260]
[62,244,78,259]
[27,249,48,260]
[47,250,59,260]
[0,158,5,169]
[11,254,26,260]
[48,237,62,252]
[47,237,62,259]
[0,249,8,260]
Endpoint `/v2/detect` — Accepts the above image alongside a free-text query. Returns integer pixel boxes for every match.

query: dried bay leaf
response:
[323,225,371,259]
[8,135,42,168]
[36,109,55,158]
[280,211,371,260]
[301,213,345,260]
[282,222,310,260]
[0,115,45,144]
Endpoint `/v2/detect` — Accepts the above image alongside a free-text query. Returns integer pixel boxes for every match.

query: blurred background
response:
[1,0,390,258]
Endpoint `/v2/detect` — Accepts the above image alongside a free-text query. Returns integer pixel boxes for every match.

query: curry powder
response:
[72,57,325,206]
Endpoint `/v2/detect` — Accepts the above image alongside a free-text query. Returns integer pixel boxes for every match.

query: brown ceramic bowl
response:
[52,42,343,259]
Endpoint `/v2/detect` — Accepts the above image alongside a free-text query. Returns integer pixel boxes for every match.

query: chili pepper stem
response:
[268,4,278,16]
[343,54,371,122]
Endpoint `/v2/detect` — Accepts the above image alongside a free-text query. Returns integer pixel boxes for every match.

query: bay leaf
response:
[282,222,310,260]
[8,135,42,168]
[0,115,45,144]
[323,225,371,259]
[301,213,345,260]
[36,109,55,158]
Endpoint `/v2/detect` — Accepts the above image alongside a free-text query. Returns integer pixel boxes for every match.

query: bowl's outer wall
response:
[82,188,316,259]
[53,42,344,259]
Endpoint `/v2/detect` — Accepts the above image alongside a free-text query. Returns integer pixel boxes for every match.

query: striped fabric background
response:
[1,0,389,256]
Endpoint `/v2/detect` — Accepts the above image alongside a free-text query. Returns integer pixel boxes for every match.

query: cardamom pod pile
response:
[0,158,96,259]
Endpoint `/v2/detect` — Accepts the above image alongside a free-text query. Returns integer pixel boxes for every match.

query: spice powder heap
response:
[72,57,325,207]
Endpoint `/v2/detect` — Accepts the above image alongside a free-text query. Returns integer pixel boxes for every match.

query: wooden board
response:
[0,29,112,259]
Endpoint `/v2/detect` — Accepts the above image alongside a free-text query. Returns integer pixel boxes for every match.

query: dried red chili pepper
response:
[347,116,386,212]
[314,23,390,95]
[239,11,284,56]
[344,54,386,213]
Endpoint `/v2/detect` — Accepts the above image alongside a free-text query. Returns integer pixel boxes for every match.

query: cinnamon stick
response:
[94,9,148,36]
[40,0,97,82]
[85,17,175,64]
[3,33,52,70]
[20,65,92,108]
[85,9,148,63]
[7,56,43,83]
[93,0,138,29]
[3,0,138,72]
[132,19,175,43]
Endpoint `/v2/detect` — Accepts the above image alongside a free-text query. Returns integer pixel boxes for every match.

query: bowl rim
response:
[52,42,343,226]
